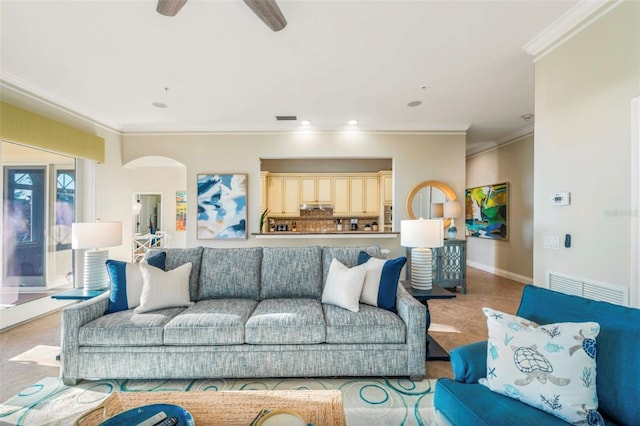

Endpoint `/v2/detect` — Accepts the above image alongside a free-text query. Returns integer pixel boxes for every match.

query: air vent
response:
[276,115,297,121]
[548,271,628,306]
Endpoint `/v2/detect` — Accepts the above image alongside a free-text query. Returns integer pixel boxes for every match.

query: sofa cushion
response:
[323,303,406,344]
[104,251,166,314]
[163,247,204,301]
[480,307,601,425]
[198,247,262,300]
[260,246,323,299]
[245,298,325,344]
[516,285,640,426]
[357,251,406,312]
[164,299,258,345]
[79,307,185,346]
[434,379,582,426]
[321,246,382,287]
[321,258,367,312]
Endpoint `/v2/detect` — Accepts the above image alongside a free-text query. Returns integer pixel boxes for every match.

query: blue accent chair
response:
[434,284,640,425]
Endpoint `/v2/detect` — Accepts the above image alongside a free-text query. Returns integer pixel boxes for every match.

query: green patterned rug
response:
[0,376,451,425]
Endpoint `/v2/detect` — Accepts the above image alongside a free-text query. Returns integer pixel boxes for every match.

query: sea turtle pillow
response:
[479,307,603,425]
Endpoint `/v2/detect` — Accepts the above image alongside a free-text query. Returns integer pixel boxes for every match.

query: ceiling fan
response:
[156,0,287,32]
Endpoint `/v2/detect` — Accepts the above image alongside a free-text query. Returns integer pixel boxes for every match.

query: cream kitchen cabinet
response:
[333,176,350,216]
[349,175,379,216]
[267,175,300,216]
[260,172,268,212]
[380,171,392,204]
[300,176,332,204]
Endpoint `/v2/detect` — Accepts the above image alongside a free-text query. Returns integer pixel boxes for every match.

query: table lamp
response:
[401,218,444,290]
[72,221,122,290]
[444,201,462,240]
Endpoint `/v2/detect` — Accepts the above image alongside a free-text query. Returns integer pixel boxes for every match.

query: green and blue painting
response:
[465,182,508,240]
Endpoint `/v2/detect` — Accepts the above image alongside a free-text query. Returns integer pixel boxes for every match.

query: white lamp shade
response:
[444,201,462,219]
[431,203,444,218]
[401,219,444,248]
[72,222,123,249]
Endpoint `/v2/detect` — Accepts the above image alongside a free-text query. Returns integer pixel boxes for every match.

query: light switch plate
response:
[543,236,560,250]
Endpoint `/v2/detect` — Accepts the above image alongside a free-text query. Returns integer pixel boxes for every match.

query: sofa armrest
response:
[396,284,427,378]
[60,293,110,384]
[450,340,487,384]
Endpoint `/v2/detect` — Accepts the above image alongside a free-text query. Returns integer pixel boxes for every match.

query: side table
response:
[51,288,106,300]
[402,281,456,361]
[52,288,106,360]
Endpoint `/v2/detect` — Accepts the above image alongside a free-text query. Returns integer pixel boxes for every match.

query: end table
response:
[402,281,456,361]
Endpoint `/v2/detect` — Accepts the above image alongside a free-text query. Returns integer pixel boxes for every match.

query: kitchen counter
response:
[252,231,398,239]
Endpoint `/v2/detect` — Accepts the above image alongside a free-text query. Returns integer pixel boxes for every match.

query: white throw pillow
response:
[134,262,193,313]
[479,307,602,425]
[321,258,367,312]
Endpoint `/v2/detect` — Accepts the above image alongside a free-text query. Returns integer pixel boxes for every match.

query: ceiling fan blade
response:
[243,0,287,32]
[157,0,188,17]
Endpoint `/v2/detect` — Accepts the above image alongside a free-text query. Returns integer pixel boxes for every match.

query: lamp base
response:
[410,247,434,290]
[448,218,458,240]
[83,249,110,291]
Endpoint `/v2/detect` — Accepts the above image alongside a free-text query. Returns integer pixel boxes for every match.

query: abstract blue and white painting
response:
[197,174,247,239]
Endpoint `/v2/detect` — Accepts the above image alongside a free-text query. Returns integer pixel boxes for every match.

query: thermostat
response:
[551,192,571,206]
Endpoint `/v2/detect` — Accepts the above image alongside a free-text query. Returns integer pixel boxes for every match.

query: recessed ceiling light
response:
[407,101,422,107]
[300,120,311,126]
[152,102,168,109]
[347,119,358,126]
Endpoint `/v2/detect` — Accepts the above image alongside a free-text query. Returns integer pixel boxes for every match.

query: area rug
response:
[0,376,452,425]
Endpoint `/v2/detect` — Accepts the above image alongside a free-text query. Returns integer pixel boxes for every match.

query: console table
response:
[433,239,467,293]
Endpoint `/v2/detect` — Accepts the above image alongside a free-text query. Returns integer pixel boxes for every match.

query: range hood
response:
[300,203,333,211]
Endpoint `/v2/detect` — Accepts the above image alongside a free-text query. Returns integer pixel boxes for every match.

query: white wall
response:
[466,134,534,282]
[95,133,187,262]
[104,131,467,259]
[534,1,640,306]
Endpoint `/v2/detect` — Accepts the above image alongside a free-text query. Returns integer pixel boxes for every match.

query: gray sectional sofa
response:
[60,245,426,385]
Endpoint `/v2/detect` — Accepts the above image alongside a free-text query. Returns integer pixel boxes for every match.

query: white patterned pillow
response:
[134,262,193,313]
[321,258,367,312]
[479,308,602,425]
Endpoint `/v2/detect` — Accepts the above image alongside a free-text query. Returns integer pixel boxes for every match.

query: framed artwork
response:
[465,182,508,240]
[197,174,247,239]
[175,191,187,231]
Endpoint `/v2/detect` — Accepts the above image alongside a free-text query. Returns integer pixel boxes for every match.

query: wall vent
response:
[548,271,629,306]
[275,115,297,121]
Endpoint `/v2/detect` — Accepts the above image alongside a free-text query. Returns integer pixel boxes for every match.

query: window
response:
[54,170,75,250]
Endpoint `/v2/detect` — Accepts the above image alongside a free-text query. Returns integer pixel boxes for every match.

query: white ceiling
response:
[1,0,583,155]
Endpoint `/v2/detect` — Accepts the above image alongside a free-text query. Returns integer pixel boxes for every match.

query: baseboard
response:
[467,261,533,284]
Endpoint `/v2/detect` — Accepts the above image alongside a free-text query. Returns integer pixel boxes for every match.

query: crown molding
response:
[0,73,122,135]
[523,0,622,61]
[122,128,469,137]
[466,125,534,158]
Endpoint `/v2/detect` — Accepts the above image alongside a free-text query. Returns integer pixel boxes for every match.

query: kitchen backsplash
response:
[267,208,379,232]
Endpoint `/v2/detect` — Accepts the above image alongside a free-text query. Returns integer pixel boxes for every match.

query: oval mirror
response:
[405,180,457,228]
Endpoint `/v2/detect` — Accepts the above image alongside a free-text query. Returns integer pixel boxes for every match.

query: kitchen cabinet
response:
[301,176,332,204]
[260,172,268,212]
[267,175,300,216]
[349,176,379,216]
[333,176,350,215]
[380,171,392,204]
